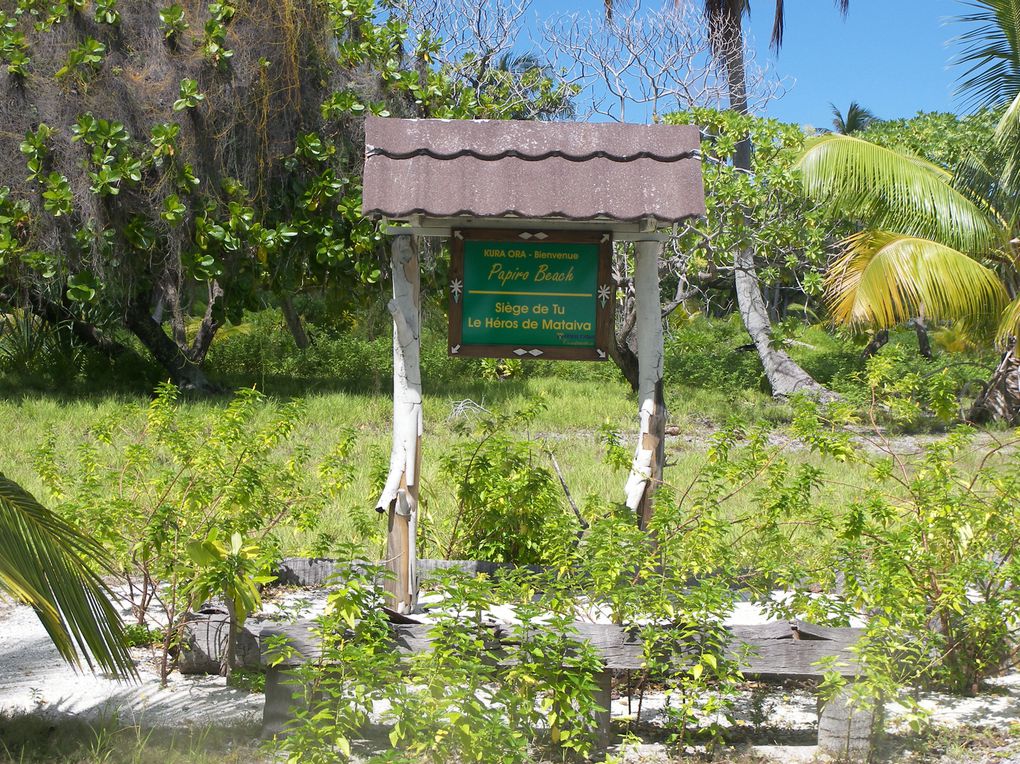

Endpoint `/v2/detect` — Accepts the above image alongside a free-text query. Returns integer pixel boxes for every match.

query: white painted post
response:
[375,234,422,612]
[623,239,666,529]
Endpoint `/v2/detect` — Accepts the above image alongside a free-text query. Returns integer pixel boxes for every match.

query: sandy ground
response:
[0,600,263,730]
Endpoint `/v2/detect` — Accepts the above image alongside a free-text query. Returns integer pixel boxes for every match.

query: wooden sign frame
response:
[448,228,614,361]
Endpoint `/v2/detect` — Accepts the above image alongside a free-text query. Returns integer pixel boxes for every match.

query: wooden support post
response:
[376,235,422,613]
[624,239,667,529]
[593,669,613,750]
[817,685,881,762]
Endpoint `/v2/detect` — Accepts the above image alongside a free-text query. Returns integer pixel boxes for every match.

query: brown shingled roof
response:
[362,117,705,225]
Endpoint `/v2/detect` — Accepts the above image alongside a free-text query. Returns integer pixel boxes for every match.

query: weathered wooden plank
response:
[261,619,860,677]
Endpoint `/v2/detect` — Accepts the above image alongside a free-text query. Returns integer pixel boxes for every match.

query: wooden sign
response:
[448,229,614,361]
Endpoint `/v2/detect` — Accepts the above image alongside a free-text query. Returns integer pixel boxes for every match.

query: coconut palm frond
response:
[993,90,1020,197]
[995,293,1020,345]
[0,474,135,679]
[797,134,1004,254]
[826,231,1009,329]
[954,0,1020,110]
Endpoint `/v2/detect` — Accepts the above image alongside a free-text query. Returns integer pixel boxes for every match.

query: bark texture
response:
[26,290,129,359]
[861,329,889,359]
[279,292,310,350]
[124,299,217,392]
[376,235,422,613]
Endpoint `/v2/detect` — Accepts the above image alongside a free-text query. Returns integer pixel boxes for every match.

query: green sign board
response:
[448,230,613,361]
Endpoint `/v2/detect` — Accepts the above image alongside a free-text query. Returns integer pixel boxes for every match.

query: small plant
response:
[41,172,73,216]
[201,3,234,68]
[55,37,105,80]
[439,400,577,564]
[35,385,349,683]
[0,12,29,78]
[93,0,119,25]
[19,123,52,182]
[149,122,180,165]
[173,78,204,111]
[71,114,142,196]
[479,357,523,381]
[122,623,166,649]
[227,668,266,693]
[159,4,188,43]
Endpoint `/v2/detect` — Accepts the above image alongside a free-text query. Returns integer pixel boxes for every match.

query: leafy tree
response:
[669,108,835,332]
[830,101,877,134]
[857,109,999,170]
[0,0,576,390]
[0,473,134,679]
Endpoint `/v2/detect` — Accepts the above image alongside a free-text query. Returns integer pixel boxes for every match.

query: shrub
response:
[34,384,354,680]
[436,400,579,565]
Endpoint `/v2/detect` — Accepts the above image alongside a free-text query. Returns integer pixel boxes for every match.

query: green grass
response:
[0,309,1001,561]
[0,372,885,562]
[0,376,639,559]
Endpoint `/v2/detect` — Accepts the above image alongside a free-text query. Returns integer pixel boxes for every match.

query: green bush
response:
[436,400,579,565]
[34,384,354,680]
[664,314,768,391]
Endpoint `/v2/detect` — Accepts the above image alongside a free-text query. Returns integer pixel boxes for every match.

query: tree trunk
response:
[909,318,932,360]
[187,280,223,365]
[968,344,1020,424]
[278,292,310,350]
[26,291,129,359]
[125,299,218,392]
[862,329,889,359]
[720,19,829,399]
[611,319,640,391]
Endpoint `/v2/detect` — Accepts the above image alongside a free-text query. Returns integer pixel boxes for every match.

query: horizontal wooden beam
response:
[262,619,862,678]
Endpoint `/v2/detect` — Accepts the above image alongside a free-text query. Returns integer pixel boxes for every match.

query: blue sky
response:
[530,0,970,126]
[744,0,964,128]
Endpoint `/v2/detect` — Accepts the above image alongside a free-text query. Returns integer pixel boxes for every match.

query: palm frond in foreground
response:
[0,473,135,679]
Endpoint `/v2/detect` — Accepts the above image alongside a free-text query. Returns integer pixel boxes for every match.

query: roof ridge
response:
[366,147,701,163]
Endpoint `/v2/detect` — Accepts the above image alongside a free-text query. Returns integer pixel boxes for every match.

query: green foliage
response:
[274,565,605,763]
[0,472,135,678]
[33,384,353,679]
[159,4,187,41]
[94,0,120,26]
[173,78,205,111]
[778,398,1020,696]
[122,622,166,648]
[438,400,578,564]
[201,3,235,68]
[188,527,275,674]
[55,36,105,80]
[664,314,768,392]
[668,109,836,313]
[0,11,30,77]
[858,110,1000,172]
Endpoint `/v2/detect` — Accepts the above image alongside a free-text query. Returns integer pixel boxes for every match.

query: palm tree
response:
[795,0,1020,420]
[0,473,135,678]
[831,101,878,134]
[698,0,849,398]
